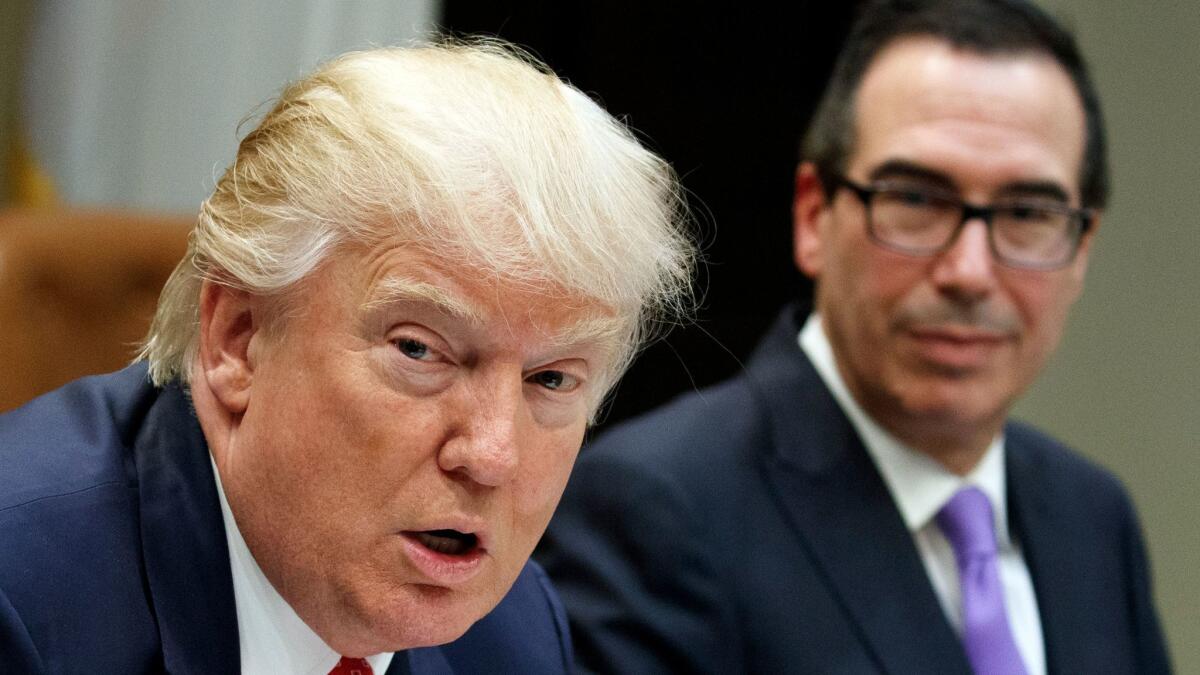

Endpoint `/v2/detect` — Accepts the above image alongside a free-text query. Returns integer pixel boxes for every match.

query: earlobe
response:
[197,280,260,415]
[793,163,830,278]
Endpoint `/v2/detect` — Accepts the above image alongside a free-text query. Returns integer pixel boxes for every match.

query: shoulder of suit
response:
[0,364,156,512]
[1005,419,1135,511]
[586,373,767,467]
[577,302,807,475]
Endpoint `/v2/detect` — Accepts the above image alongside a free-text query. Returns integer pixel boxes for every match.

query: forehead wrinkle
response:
[468,277,624,349]
[361,276,483,324]
[489,300,624,359]
[549,315,626,352]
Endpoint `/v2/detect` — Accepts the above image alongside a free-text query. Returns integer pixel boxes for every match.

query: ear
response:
[793,162,832,278]
[197,280,262,416]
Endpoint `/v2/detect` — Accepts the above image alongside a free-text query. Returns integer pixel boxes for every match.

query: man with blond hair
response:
[0,41,693,673]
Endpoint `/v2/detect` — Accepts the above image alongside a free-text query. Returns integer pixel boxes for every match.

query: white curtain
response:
[21,0,438,212]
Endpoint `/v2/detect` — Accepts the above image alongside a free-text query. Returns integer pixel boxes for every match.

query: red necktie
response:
[329,656,374,675]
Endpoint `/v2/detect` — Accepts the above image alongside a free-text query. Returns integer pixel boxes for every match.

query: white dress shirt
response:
[799,313,1046,675]
[211,459,394,675]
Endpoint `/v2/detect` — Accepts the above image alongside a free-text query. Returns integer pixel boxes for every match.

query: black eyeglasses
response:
[833,175,1094,270]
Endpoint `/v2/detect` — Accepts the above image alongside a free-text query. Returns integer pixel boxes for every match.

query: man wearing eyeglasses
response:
[539,0,1171,673]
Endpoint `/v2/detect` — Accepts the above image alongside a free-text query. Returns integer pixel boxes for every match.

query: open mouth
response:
[399,528,487,584]
[409,530,479,556]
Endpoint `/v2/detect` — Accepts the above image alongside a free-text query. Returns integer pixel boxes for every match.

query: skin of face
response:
[793,36,1098,472]
[190,240,613,656]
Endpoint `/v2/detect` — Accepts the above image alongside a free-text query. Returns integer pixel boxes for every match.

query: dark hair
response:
[803,0,1108,208]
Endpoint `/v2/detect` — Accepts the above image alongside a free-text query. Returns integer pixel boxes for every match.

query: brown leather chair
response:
[0,208,192,411]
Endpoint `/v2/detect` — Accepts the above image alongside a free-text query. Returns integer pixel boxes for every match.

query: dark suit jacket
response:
[0,364,573,674]
[539,304,1170,674]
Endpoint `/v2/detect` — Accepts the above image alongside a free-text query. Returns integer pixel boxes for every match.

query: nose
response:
[930,217,997,302]
[437,375,523,488]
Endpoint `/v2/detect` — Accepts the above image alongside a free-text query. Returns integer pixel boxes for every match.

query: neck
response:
[864,399,1001,476]
[805,312,1005,476]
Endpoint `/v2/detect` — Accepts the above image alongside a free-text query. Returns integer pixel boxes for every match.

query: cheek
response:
[248,358,417,499]
[865,264,918,314]
[271,378,364,457]
[1004,274,1078,349]
[849,250,928,335]
[513,430,584,523]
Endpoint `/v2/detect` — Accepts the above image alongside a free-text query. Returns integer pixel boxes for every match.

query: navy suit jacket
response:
[539,304,1170,674]
[0,365,573,674]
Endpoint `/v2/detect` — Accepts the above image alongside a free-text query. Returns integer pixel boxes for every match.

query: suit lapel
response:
[134,382,241,673]
[748,307,972,675]
[1006,431,1077,675]
[384,652,415,674]
[400,646,455,674]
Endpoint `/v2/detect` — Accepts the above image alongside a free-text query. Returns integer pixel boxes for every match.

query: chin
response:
[370,585,497,650]
[381,618,473,651]
[892,377,986,418]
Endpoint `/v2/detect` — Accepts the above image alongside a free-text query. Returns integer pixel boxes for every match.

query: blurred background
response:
[1,0,1195,668]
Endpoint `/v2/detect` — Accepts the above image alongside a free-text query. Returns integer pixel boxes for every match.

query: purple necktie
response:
[937,487,1028,675]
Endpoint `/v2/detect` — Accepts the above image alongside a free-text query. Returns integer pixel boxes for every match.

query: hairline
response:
[851,36,1085,165]
[804,2,1108,209]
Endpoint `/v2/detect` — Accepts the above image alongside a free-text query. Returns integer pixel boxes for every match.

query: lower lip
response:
[906,332,1006,370]
[400,534,487,586]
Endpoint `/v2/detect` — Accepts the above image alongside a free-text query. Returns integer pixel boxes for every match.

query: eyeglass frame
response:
[830,174,1095,271]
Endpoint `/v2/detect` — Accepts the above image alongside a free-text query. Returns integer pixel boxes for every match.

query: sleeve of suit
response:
[538,446,741,674]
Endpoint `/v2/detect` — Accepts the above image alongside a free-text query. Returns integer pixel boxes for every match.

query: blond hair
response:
[140,39,693,401]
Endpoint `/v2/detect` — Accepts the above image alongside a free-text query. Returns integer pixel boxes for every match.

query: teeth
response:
[414,530,477,555]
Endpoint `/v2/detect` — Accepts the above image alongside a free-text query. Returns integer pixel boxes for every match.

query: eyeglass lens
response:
[868,189,1080,268]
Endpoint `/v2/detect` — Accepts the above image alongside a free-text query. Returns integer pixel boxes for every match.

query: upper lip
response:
[906,324,1009,342]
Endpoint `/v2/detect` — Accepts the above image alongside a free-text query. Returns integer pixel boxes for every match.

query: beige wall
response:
[1016,1,1200,670]
[4,1,435,211]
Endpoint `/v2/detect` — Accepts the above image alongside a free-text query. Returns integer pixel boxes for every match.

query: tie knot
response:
[329,656,373,675]
[936,486,998,560]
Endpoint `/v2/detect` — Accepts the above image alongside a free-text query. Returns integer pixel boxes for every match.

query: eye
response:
[529,369,579,392]
[876,184,953,210]
[395,337,431,360]
[895,189,935,206]
[1004,203,1058,223]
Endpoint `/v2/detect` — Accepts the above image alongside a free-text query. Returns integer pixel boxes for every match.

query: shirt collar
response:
[211,457,394,675]
[798,313,1012,549]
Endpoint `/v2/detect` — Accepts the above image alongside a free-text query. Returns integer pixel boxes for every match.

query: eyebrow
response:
[868,160,956,190]
[867,159,1072,203]
[362,277,483,323]
[993,181,1071,203]
[364,276,623,353]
